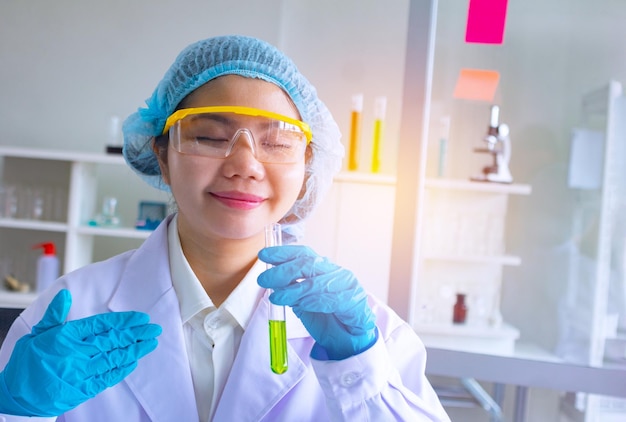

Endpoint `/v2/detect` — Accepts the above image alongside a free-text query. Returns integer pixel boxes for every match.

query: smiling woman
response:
[152,75,308,246]
[0,34,450,421]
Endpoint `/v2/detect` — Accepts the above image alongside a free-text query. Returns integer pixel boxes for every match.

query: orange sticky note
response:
[453,68,500,102]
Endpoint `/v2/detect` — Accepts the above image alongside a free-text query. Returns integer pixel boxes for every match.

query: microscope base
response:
[470,174,513,184]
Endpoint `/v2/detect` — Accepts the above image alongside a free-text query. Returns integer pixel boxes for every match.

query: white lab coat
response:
[0,217,449,422]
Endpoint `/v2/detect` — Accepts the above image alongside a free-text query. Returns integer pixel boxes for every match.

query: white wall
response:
[0,0,284,151]
[279,0,409,174]
[0,0,408,170]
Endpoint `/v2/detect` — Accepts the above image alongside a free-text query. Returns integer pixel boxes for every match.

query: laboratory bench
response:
[425,343,626,422]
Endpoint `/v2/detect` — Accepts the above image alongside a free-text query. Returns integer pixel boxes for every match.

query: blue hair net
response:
[123,35,343,242]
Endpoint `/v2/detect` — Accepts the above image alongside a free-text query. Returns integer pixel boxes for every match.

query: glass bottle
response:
[89,196,121,227]
[453,293,468,324]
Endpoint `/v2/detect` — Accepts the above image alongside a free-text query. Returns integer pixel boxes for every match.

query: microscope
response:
[471,105,513,184]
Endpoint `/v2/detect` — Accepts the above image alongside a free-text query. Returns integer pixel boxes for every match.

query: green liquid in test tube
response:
[265,223,288,374]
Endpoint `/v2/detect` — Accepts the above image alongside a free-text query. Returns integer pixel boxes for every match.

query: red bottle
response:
[453,293,468,324]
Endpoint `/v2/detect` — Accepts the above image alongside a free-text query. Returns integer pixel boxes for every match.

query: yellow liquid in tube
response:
[371,118,383,173]
[269,320,288,374]
[370,96,387,174]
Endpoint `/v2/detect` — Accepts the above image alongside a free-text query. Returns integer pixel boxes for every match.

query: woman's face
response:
[157,75,306,241]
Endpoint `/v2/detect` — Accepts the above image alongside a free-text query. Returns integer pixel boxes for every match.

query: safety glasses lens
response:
[170,112,307,163]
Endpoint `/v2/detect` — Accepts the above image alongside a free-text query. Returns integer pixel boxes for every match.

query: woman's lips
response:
[211,191,265,210]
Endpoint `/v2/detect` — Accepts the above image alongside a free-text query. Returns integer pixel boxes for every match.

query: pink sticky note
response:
[453,68,500,102]
[465,0,508,44]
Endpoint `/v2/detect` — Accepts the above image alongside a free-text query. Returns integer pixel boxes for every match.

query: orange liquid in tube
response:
[348,94,363,171]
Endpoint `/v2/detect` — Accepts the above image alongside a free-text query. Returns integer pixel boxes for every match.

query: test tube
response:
[438,116,451,178]
[265,223,288,374]
[348,94,363,171]
[370,96,387,173]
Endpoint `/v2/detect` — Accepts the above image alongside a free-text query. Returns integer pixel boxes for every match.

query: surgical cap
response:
[123,35,344,242]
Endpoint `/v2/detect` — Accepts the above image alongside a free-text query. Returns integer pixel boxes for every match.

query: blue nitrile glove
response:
[0,289,162,417]
[258,245,377,360]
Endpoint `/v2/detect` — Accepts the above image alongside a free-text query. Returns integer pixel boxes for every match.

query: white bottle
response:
[33,242,60,293]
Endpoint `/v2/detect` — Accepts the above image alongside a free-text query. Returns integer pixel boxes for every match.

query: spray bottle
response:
[33,242,59,293]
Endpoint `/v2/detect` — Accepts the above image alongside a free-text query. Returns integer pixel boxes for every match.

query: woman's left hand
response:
[258,245,377,360]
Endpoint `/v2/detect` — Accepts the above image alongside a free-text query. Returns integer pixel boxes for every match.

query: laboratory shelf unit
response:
[0,146,162,301]
[302,171,396,304]
[414,177,532,355]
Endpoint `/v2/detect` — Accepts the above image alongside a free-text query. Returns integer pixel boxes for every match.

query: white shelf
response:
[425,178,532,195]
[0,145,125,165]
[0,218,69,232]
[415,321,520,339]
[76,225,153,239]
[422,253,522,266]
[334,171,396,186]
[0,291,37,308]
[415,322,520,355]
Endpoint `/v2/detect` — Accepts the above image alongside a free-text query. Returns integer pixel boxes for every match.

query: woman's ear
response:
[152,136,171,186]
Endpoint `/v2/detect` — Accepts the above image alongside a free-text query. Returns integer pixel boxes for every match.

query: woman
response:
[0,35,449,421]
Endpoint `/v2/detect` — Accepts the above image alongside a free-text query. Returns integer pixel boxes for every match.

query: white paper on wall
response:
[568,128,605,190]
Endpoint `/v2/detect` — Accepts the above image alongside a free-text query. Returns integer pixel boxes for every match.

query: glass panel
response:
[422,0,626,367]
[419,1,626,418]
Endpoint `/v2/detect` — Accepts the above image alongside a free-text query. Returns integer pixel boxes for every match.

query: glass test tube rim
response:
[265,223,286,321]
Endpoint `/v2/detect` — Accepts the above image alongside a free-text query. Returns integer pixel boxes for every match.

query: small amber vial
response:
[453,293,468,324]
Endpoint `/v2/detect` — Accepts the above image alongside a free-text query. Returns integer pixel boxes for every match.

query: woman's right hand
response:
[0,289,162,417]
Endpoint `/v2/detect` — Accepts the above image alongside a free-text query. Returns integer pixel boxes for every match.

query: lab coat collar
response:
[108,214,176,312]
[109,215,200,422]
[108,215,314,421]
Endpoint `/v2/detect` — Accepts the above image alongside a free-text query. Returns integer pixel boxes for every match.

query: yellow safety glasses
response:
[162,106,312,164]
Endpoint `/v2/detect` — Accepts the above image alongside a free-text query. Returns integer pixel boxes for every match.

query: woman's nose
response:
[221,129,265,178]
[225,129,257,158]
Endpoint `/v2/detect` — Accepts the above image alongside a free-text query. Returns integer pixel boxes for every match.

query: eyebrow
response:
[188,113,231,125]
[187,112,275,131]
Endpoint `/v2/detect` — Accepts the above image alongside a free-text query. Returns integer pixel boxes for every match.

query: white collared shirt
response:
[167,215,266,422]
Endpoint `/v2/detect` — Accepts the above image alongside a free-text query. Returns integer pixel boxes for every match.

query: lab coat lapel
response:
[213,295,309,422]
[109,217,199,422]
